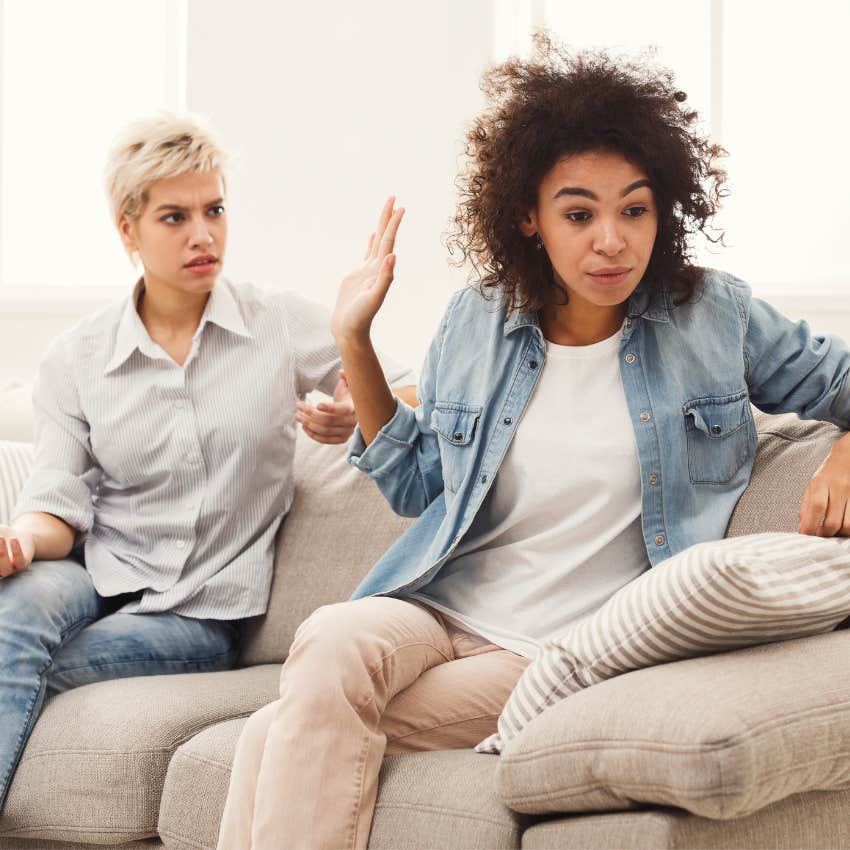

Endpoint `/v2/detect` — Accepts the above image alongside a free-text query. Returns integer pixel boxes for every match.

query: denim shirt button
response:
[654,534,665,546]
[481,474,488,483]
[528,360,538,370]
[711,424,722,434]
[640,411,651,422]
[503,417,513,425]
[625,353,636,364]
[648,474,658,485]
[453,431,463,442]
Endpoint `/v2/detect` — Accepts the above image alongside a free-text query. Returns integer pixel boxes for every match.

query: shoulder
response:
[444,284,506,327]
[669,268,753,325]
[45,299,126,366]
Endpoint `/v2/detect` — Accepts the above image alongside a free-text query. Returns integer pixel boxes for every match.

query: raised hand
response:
[295,370,358,445]
[0,524,35,578]
[331,197,404,345]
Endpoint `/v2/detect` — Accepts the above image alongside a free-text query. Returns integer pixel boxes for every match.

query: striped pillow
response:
[476,532,850,755]
[0,441,34,524]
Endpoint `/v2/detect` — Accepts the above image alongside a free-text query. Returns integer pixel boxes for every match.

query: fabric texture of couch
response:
[1,379,850,849]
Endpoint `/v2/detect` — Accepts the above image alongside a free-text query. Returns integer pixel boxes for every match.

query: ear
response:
[517,208,538,238]
[117,214,138,254]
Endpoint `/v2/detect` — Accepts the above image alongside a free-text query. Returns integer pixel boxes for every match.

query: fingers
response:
[376,208,405,262]
[0,532,27,578]
[798,480,838,536]
[370,196,396,260]
[373,253,397,301]
[296,402,357,438]
[363,233,375,261]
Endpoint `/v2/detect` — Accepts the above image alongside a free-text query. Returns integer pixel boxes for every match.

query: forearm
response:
[337,334,398,445]
[12,512,75,560]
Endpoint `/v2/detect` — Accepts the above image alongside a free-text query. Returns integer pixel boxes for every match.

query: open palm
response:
[331,197,404,344]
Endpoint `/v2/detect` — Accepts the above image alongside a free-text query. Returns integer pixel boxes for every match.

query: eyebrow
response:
[552,179,652,202]
[153,197,224,213]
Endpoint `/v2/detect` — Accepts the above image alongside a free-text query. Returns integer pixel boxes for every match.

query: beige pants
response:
[216,596,530,850]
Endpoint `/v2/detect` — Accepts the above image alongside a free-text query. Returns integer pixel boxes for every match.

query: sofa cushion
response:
[238,428,414,666]
[0,441,32,524]
[0,381,33,444]
[726,410,843,536]
[479,531,850,754]
[0,665,280,845]
[520,788,850,850]
[159,726,525,850]
[497,628,850,820]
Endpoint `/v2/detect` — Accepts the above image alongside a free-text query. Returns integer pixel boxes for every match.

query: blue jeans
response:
[0,557,241,811]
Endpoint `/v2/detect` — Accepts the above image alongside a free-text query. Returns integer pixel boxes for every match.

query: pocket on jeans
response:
[683,391,754,484]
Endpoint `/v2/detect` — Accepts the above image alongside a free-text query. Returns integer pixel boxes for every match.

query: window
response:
[0,0,186,291]
[496,0,850,295]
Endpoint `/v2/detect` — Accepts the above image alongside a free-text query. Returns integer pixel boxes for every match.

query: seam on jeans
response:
[48,645,238,675]
[365,641,453,686]
[386,712,499,743]
[0,613,97,790]
[348,726,372,850]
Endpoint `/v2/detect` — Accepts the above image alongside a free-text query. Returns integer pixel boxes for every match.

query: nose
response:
[189,214,214,249]
[592,217,626,257]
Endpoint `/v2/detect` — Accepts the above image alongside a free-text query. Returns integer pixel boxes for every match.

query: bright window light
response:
[0,0,186,289]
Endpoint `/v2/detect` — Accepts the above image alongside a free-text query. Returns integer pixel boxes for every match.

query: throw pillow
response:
[477,532,850,754]
[0,440,34,524]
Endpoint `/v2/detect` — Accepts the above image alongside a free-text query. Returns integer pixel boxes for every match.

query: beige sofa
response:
[2,381,850,850]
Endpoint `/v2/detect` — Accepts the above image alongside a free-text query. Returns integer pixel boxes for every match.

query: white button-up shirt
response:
[14,278,416,619]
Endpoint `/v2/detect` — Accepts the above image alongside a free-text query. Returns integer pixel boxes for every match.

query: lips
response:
[588,267,631,285]
[184,254,218,268]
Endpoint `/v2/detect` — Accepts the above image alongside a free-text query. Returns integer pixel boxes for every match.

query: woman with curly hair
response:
[217,38,850,849]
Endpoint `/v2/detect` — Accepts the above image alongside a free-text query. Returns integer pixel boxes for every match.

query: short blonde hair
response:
[104,113,228,225]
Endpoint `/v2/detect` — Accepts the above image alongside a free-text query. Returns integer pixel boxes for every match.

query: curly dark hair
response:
[446,34,727,314]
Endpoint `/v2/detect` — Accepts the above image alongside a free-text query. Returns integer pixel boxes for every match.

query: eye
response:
[564,211,591,223]
[207,205,225,218]
[623,205,648,218]
[161,212,184,224]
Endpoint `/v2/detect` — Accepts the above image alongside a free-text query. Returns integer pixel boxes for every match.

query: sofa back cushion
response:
[726,410,844,537]
[0,380,34,443]
[0,441,33,524]
[238,429,414,665]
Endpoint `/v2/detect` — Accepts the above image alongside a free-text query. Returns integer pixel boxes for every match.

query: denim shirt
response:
[347,268,850,600]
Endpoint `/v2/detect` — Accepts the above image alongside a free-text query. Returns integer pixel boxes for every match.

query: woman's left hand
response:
[296,370,358,445]
[798,440,850,536]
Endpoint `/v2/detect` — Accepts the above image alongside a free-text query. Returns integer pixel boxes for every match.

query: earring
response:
[535,234,543,251]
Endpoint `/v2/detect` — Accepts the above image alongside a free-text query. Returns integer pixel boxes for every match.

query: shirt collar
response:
[502,283,671,337]
[104,277,252,375]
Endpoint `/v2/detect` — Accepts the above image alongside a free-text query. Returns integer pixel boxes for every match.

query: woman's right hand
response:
[331,197,404,345]
[0,524,35,578]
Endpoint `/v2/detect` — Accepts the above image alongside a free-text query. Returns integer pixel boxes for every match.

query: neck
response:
[137,274,210,337]
[540,298,627,346]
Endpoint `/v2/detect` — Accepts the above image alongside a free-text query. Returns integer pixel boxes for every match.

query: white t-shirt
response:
[409,324,651,658]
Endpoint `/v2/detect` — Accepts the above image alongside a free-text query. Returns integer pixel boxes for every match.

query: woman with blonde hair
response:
[0,113,415,812]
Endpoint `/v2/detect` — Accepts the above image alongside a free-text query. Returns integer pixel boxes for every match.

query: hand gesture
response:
[798,443,850,536]
[295,370,358,445]
[331,197,404,344]
[0,524,35,578]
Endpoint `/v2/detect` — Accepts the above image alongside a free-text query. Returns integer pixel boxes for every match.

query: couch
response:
[2,378,850,850]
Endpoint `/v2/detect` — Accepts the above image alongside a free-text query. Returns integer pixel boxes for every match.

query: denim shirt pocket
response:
[683,391,754,484]
[429,401,483,493]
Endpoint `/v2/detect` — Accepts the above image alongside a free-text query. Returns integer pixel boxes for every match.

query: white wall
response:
[0,0,493,380]
[186,0,493,370]
[4,0,850,383]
